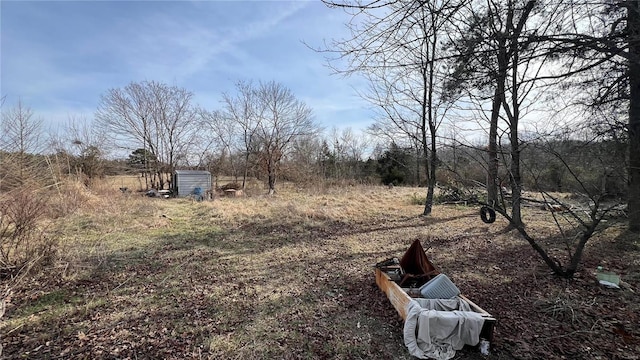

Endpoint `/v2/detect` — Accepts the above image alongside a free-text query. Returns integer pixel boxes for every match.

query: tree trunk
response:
[416,145,421,185]
[158,170,165,190]
[629,0,640,233]
[509,130,523,228]
[267,157,276,195]
[422,149,432,215]
[421,67,432,215]
[505,1,526,228]
[424,128,437,216]
[423,30,438,216]
[242,153,250,190]
[508,70,523,227]
[487,88,501,207]
[150,172,157,189]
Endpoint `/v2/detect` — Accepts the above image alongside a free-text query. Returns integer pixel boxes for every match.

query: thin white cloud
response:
[2,1,373,140]
[105,1,312,82]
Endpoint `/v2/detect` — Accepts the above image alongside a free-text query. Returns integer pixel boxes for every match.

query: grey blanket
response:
[403,298,485,360]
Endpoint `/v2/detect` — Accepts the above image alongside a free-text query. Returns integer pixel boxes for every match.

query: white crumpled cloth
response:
[403,298,485,360]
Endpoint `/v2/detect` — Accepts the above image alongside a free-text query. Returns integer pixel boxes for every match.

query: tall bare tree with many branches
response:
[255,81,318,194]
[324,0,463,215]
[0,99,43,187]
[96,81,197,190]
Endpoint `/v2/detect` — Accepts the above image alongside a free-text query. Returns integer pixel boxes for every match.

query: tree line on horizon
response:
[0,89,626,200]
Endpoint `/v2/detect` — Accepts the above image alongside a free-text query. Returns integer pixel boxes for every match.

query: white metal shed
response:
[172,170,211,198]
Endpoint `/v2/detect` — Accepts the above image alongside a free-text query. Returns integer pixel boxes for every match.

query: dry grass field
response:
[1,179,639,359]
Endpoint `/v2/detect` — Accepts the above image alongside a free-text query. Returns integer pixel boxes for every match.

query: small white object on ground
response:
[599,280,620,289]
[479,339,490,356]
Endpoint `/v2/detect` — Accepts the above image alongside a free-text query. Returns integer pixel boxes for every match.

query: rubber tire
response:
[480,206,496,224]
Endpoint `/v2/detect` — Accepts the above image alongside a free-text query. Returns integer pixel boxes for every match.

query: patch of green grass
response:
[74,215,99,231]
[3,289,88,335]
[408,192,426,205]
[15,289,80,317]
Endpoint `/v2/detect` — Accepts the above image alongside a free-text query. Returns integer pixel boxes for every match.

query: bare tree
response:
[255,81,319,194]
[444,0,634,276]
[448,0,562,226]
[202,81,318,193]
[287,134,324,184]
[58,115,108,186]
[96,81,197,189]
[181,108,238,189]
[322,127,369,181]
[221,81,263,188]
[626,1,640,232]
[325,0,463,214]
[0,99,43,154]
[325,0,629,277]
[0,99,44,187]
[502,1,639,233]
[149,82,198,188]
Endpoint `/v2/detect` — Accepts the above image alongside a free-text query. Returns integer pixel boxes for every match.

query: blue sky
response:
[1,0,373,136]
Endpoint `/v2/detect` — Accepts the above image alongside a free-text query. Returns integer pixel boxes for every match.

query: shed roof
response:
[174,170,211,175]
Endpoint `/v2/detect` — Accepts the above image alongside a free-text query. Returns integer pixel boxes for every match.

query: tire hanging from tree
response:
[480,206,496,224]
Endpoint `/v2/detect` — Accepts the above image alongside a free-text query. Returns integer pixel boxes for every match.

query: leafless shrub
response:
[46,180,93,218]
[0,188,57,278]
